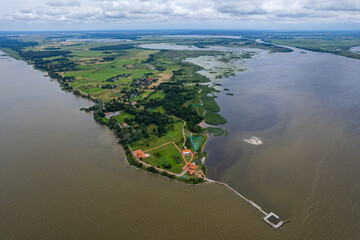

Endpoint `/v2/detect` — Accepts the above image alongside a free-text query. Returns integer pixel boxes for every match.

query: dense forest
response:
[0,37,38,51]
[89,44,134,51]
[19,50,71,59]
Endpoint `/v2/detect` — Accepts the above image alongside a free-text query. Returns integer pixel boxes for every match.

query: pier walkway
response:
[129,145,283,229]
[207,179,284,229]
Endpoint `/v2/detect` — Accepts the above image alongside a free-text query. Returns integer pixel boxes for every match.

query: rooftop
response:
[134,149,147,159]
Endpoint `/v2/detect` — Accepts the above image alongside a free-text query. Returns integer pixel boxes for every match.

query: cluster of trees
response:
[104,101,125,112]
[34,58,76,72]
[139,87,204,132]
[89,44,134,51]
[101,84,117,89]
[161,164,172,169]
[142,98,163,109]
[115,124,146,144]
[103,57,115,61]
[95,100,174,143]
[0,37,38,51]
[20,50,71,59]
[162,87,203,132]
[172,69,184,76]
[126,108,174,135]
[43,47,61,50]
[142,53,166,71]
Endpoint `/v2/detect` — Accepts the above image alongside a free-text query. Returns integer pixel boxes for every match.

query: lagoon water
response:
[142,43,360,239]
[204,47,360,239]
[350,46,360,53]
[1,43,360,240]
[0,52,287,240]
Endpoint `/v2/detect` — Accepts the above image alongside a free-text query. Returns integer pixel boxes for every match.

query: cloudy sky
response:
[1,0,360,31]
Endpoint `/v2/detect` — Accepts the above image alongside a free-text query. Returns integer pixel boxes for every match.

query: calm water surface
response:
[0,53,287,239]
[2,44,359,239]
[204,47,360,239]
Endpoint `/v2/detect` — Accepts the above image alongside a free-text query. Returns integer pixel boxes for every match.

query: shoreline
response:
[201,134,209,164]
[0,47,228,184]
[2,48,215,184]
[1,48,287,229]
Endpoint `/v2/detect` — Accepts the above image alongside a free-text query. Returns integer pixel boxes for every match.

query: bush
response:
[173,155,183,164]
[162,164,172,169]
[147,166,158,173]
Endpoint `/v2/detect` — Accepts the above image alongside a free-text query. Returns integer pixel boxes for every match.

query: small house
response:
[182,162,197,175]
[134,150,147,160]
[182,149,192,156]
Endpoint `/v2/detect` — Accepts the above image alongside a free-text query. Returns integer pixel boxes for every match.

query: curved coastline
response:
[0,46,222,184]
[1,43,286,229]
[1,51,293,239]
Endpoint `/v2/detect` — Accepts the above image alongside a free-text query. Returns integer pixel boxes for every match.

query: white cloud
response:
[2,0,360,28]
[46,0,81,7]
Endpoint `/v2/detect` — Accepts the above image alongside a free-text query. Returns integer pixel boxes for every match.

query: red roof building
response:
[134,150,147,160]
[182,162,197,175]
[182,149,192,156]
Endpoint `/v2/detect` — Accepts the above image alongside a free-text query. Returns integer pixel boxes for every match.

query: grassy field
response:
[113,112,135,123]
[59,48,163,101]
[148,90,166,100]
[130,121,184,150]
[142,143,185,174]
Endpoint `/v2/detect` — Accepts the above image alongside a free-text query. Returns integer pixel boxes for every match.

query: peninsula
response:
[0,32,290,184]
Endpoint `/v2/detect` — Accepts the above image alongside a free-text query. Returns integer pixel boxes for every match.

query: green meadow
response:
[130,121,184,151]
[142,143,185,174]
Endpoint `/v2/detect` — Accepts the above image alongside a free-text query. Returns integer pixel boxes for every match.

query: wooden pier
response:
[128,145,285,229]
[207,179,284,229]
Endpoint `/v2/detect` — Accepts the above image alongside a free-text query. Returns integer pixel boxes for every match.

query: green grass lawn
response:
[130,121,184,150]
[78,63,128,81]
[148,90,166,100]
[142,90,153,97]
[113,112,135,123]
[142,143,185,174]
